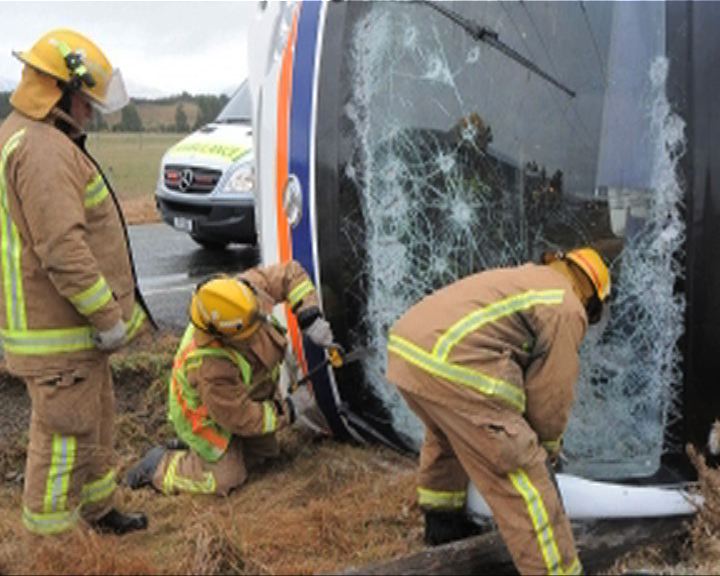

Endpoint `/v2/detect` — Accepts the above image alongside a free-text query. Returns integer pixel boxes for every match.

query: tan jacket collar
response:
[47,107,85,140]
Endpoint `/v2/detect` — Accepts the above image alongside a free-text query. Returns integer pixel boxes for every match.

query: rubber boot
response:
[423,509,487,546]
[93,508,148,535]
[125,446,166,489]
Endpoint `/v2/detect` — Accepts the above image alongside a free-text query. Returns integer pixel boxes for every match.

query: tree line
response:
[0,91,229,133]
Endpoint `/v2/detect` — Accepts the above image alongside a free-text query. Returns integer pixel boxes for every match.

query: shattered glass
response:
[341,1,685,478]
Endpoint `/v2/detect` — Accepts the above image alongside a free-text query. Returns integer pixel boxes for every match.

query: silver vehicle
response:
[155,81,256,250]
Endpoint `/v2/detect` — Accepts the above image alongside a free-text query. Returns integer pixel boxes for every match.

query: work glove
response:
[303,316,334,348]
[93,319,127,351]
[285,385,315,425]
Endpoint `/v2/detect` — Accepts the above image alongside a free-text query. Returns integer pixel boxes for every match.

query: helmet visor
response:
[89,67,129,114]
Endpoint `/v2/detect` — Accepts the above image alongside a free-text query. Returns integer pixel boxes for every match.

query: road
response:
[129,223,259,330]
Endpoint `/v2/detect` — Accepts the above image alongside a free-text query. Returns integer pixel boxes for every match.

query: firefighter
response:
[386,247,611,575]
[126,260,334,496]
[0,29,154,535]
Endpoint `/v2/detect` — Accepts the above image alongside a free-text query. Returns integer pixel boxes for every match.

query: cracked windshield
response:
[341,1,684,479]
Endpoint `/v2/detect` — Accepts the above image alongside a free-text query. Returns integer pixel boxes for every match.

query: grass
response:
[86,132,181,200]
[85,132,184,225]
[0,334,424,575]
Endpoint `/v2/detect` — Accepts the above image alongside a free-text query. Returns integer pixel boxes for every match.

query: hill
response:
[0,91,229,133]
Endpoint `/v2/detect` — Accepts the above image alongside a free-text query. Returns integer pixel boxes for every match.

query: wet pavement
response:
[129,223,259,330]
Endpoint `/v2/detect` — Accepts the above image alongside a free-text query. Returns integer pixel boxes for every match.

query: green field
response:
[86,132,183,199]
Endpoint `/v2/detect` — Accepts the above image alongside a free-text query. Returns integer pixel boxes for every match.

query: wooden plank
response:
[338,517,688,575]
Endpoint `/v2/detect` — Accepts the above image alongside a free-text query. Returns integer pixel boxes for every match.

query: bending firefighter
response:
[0,29,153,535]
[127,260,334,496]
[386,247,611,575]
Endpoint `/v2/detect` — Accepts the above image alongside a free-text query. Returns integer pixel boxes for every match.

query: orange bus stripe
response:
[275,7,307,374]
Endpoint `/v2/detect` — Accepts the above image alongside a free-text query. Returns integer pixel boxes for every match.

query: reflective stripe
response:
[168,325,253,462]
[125,303,147,341]
[80,470,116,505]
[0,129,27,331]
[69,276,113,316]
[564,557,583,575]
[44,434,77,514]
[84,173,109,208]
[162,451,216,495]
[1,304,145,355]
[186,346,252,385]
[262,401,277,433]
[433,290,565,360]
[287,279,314,307]
[22,505,78,535]
[388,334,526,412]
[509,469,563,575]
[1,326,95,354]
[417,487,466,510]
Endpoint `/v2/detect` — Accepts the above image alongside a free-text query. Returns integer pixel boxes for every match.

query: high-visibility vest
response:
[168,324,252,462]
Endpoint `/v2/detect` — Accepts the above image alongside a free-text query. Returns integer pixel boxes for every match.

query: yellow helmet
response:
[12,28,129,114]
[565,247,611,302]
[189,276,262,340]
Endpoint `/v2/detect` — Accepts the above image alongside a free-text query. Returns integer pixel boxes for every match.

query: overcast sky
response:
[0,1,256,97]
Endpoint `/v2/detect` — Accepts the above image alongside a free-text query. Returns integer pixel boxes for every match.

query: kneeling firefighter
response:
[0,29,154,536]
[127,260,334,496]
[386,247,611,575]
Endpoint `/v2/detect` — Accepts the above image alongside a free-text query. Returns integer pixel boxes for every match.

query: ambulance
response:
[155,81,256,250]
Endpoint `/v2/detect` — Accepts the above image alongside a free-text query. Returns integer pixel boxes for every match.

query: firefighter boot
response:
[93,508,148,535]
[125,446,166,489]
[423,509,487,546]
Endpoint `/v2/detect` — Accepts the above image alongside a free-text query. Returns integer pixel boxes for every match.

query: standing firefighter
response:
[0,29,154,535]
[126,260,334,496]
[387,247,611,575]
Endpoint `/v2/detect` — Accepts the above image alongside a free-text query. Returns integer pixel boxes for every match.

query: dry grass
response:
[120,196,161,225]
[86,132,180,200]
[0,333,423,575]
[608,444,720,575]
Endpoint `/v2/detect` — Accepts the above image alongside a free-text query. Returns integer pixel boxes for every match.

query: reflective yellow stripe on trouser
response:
[81,470,117,505]
[287,279,315,308]
[417,487,466,510]
[0,129,27,332]
[23,434,78,535]
[162,452,217,495]
[388,334,526,412]
[509,468,582,576]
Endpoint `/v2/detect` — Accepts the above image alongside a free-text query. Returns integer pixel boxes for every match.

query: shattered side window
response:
[342,1,685,479]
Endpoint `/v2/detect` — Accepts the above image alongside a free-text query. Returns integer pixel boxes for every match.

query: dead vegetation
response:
[6,332,720,574]
[0,331,422,575]
[120,196,161,226]
[607,445,720,575]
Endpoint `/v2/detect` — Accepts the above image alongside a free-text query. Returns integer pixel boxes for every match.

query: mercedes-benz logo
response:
[179,168,194,192]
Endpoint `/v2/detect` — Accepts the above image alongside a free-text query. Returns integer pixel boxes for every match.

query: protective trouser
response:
[400,389,581,576]
[152,435,279,496]
[22,355,117,535]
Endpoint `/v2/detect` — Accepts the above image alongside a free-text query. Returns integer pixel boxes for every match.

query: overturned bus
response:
[247,0,719,512]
